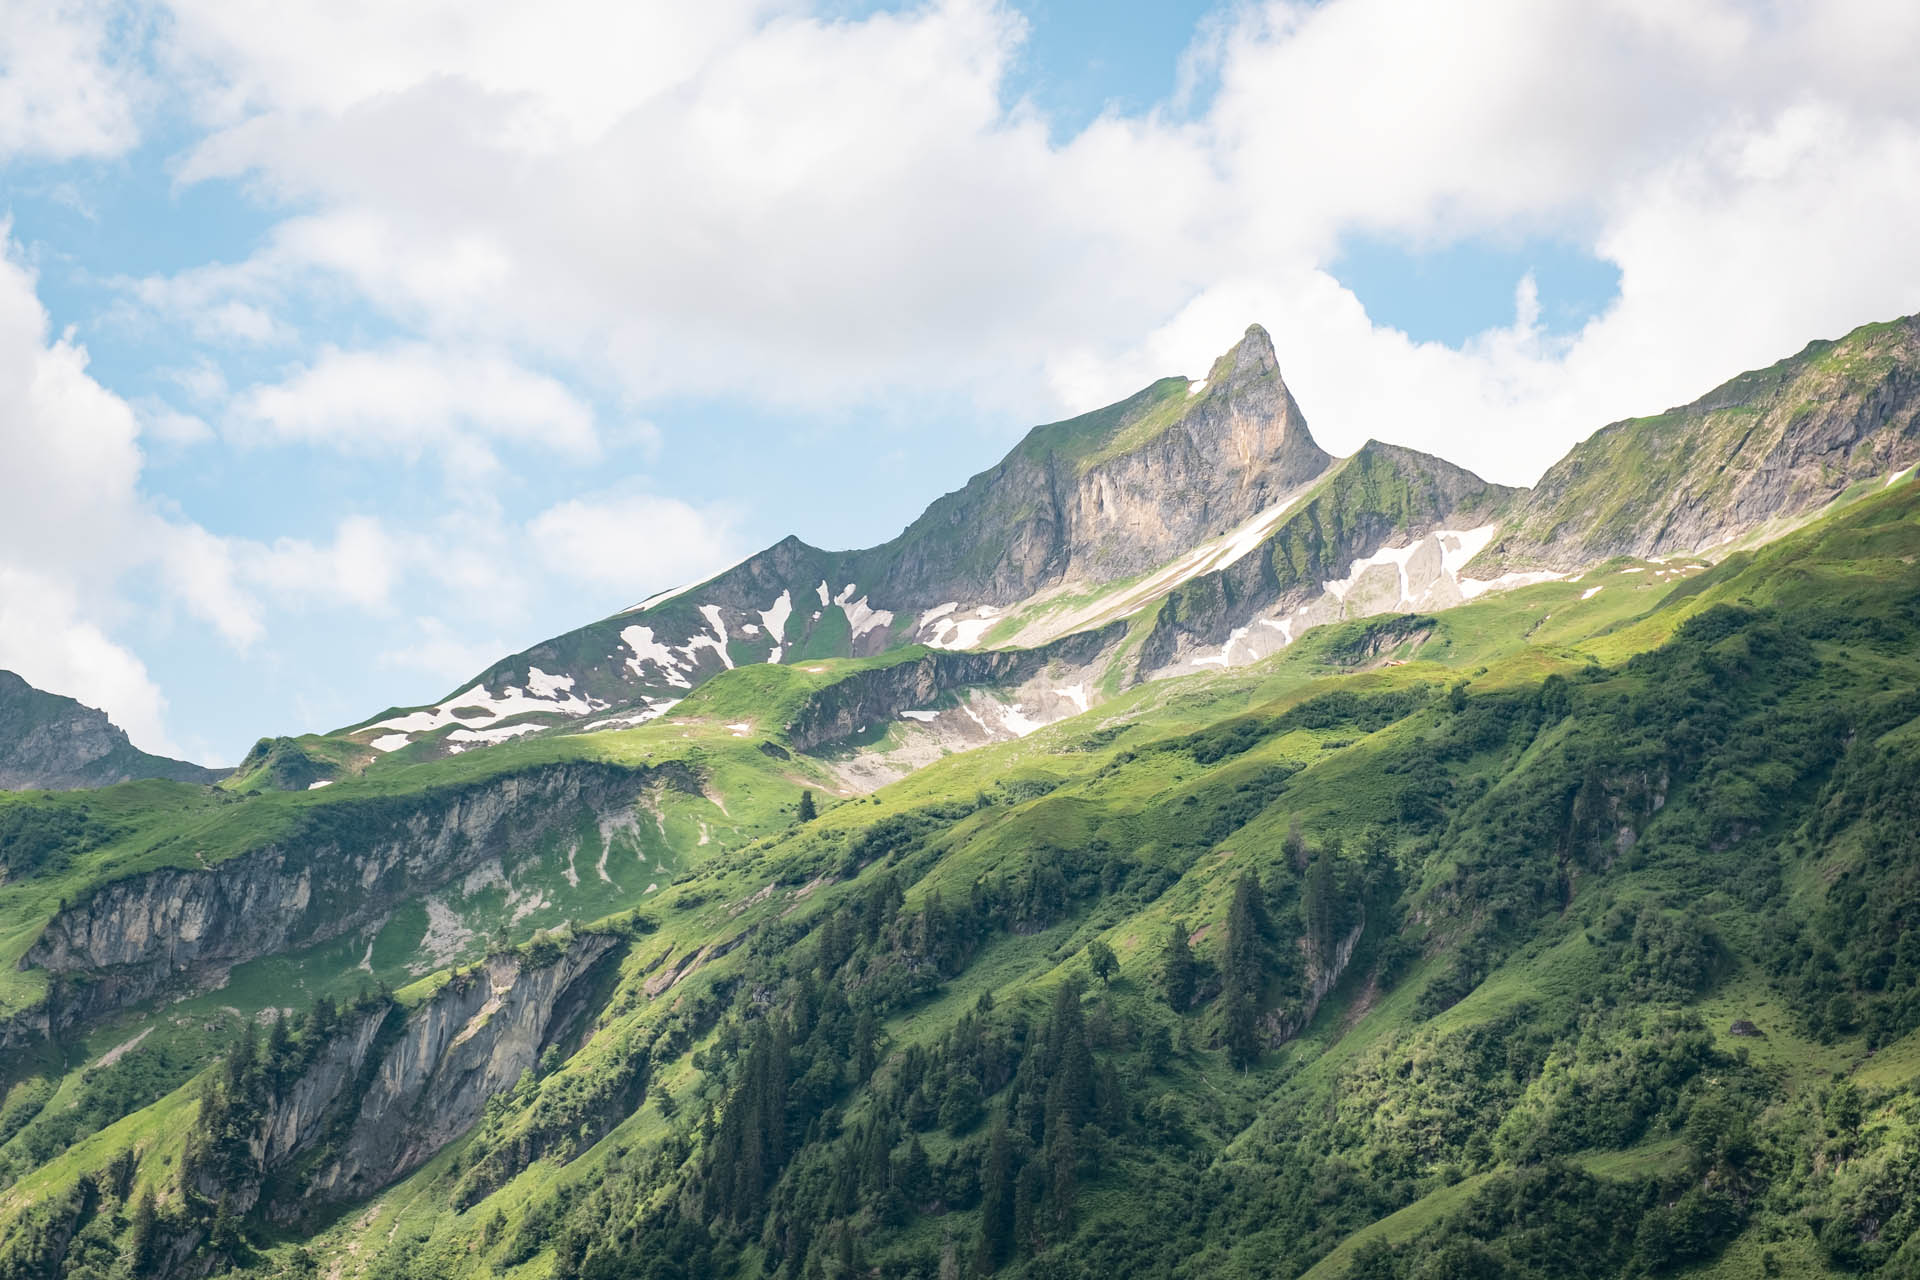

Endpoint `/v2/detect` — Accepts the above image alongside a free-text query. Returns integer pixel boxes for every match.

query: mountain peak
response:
[1202,322,1282,391]
[0,671,225,791]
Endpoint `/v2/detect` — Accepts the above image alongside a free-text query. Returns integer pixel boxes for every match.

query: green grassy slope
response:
[1488,313,1920,570]
[5,480,1920,1280]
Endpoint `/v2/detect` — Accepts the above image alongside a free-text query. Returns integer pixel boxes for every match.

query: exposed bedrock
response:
[19,761,683,1039]
[784,623,1128,751]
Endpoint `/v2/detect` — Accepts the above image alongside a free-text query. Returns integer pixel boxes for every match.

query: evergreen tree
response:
[1284,818,1309,871]
[797,790,818,822]
[1224,872,1270,1070]
[1160,921,1196,1011]
[1304,848,1338,968]
[975,1118,1015,1274]
[1046,1120,1077,1237]
[1043,981,1094,1135]
[265,1010,294,1079]
[125,1187,156,1274]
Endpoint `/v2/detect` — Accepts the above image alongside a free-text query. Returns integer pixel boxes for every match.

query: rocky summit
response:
[0,671,224,792]
[4,314,1920,1280]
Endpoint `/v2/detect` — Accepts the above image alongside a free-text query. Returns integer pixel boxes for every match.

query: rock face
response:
[1135,442,1512,677]
[0,670,225,791]
[338,313,1920,763]
[21,761,677,1038]
[783,622,1127,751]
[1487,314,1920,570]
[343,327,1333,753]
[864,325,1332,607]
[192,933,621,1221]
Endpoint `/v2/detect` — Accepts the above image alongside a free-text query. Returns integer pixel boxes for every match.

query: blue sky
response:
[2,0,1919,763]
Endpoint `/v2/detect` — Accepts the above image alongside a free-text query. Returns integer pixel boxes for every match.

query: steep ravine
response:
[16,762,684,1042]
[181,933,621,1232]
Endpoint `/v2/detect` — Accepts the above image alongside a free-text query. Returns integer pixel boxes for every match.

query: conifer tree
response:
[1223,871,1270,1069]
[1160,921,1196,1011]
[126,1186,156,1274]
[797,790,818,822]
[974,1117,1015,1274]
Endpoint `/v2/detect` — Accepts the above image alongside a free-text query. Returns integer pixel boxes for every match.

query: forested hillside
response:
[5,470,1919,1280]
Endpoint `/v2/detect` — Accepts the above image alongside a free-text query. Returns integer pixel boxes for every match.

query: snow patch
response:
[816,580,830,606]
[1459,570,1569,599]
[900,708,940,722]
[834,584,894,640]
[693,604,735,669]
[1581,585,1604,600]
[760,590,794,663]
[307,779,333,790]
[620,625,692,686]
[370,733,411,753]
[925,606,1001,650]
[524,666,576,699]
[365,670,597,745]
[445,722,544,752]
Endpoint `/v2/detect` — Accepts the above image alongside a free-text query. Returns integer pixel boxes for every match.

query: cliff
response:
[19,761,680,1038]
[0,670,226,791]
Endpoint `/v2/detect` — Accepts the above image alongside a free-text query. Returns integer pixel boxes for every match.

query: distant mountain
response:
[1488,314,1920,569]
[0,671,226,791]
[336,314,1920,765]
[11,312,1920,1280]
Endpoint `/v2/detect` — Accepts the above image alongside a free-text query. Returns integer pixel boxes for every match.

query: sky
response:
[2,0,1919,765]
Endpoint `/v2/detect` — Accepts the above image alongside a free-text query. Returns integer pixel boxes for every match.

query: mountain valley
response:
[2,313,1920,1280]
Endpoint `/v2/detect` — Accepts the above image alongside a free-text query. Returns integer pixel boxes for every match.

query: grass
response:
[6,474,1920,1276]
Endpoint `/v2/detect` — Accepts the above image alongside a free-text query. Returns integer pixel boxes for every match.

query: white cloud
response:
[0,229,201,751]
[376,617,507,690]
[227,344,602,471]
[528,492,747,597]
[0,565,174,753]
[237,515,401,613]
[126,0,1920,490]
[0,0,144,160]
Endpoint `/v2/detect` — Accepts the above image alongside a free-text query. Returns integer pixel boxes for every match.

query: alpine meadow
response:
[4,313,1920,1279]
[6,4,1920,1280]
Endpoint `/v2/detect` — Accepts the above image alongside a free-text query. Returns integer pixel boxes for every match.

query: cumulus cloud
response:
[0,0,144,160]
[122,0,1920,488]
[13,0,1920,755]
[227,344,603,473]
[529,492,748,598]
[0,229,212,751]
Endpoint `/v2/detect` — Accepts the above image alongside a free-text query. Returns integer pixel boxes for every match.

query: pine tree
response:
[1044,981,1093,1135]
[797,790,818,822]
[126,1187,156,1274]
[1223,872,1270,1070]
[974,1117,1015,1273]
[1160,921,1196,1011]
[1046,1119,1077,1237]
[265,1010,294,1080]
[1304,848,1337,969]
